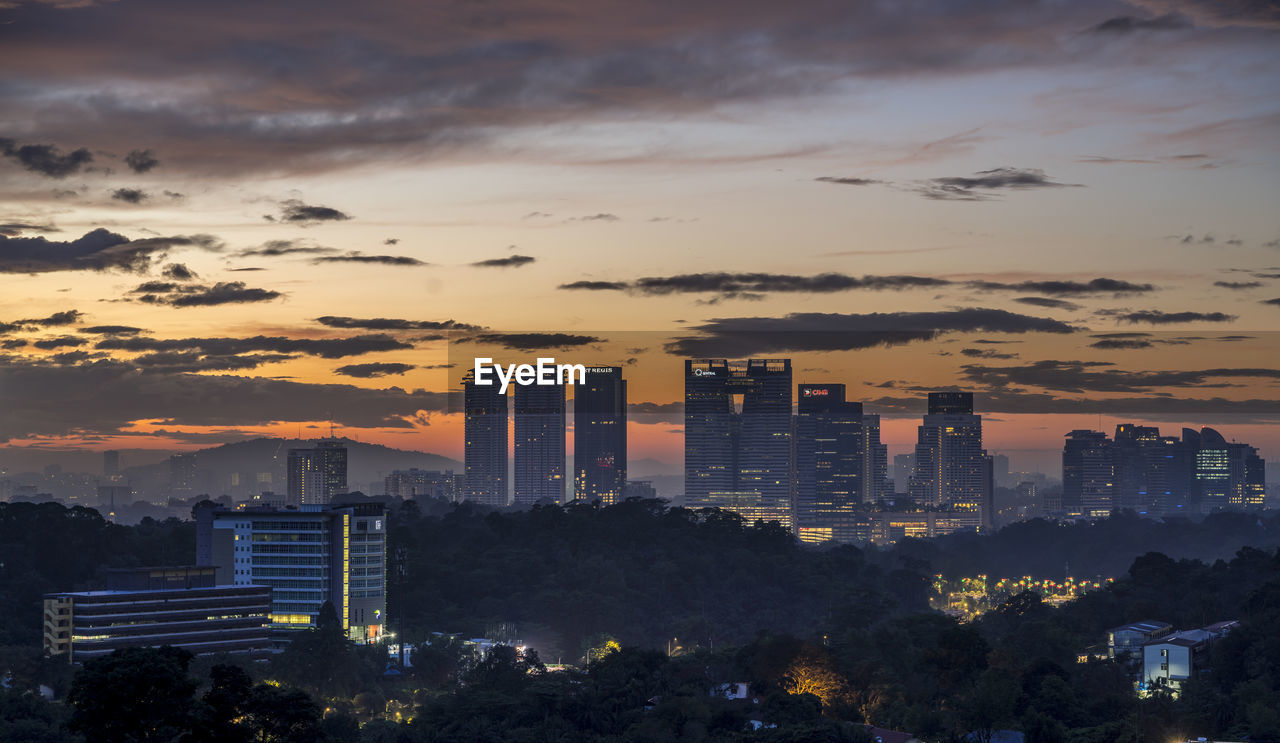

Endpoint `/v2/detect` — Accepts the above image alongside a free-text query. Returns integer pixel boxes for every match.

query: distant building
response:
[43,566,271,664]
[463,374,509,506]
[795,383,863,538]
[622,480,657,499]
[1141,621,1237,695]
[1107,619,1172,660]
[514,381,567,504]
[893,453,915,494]
[169,453,197,496]
[286,439,348,505]
[102,450,120,478]
[573,366,627,505]
[1063,430,1114,518]
[385,468,462,501]
[195,502,386,643]
[910,392,987,531]
[96,484,134,510]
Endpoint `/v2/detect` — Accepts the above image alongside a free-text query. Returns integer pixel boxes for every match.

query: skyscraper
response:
[1113,423,1166,514]
[103,450,120,478]
[684,359,793,526]
[169,453,197,496]
[795,383,862,536]
[464,375,508,506]
[287,438,348,505]
[573,366,627,504]
[910,392,987,529]
[862,413,888,504]
[514,381,566,505]
[1063,430,1114,518]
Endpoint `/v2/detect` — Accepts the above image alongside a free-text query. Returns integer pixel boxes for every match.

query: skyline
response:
[2,0,1278,467]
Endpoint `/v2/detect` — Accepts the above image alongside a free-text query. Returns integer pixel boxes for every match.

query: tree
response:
[66,646,198,743]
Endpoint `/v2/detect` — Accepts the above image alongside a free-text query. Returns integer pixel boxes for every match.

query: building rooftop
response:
[1108,619,1171,634]
[45,584,268,599]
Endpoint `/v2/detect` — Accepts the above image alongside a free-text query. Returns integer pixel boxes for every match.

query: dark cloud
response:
[575,214,620,222]
[973,278,1154,296]
[315,316,480,332]
[1264,298,1280,307]
[131,351,297,373]
[334,362,416,378]
[917,168,1080,200]
[1086,13,1190,33]
[1,339,28,349]
[0,138,93,178]
[236,240,337,257]
[311,252,428,266]
[1128,0,1280,28]
[471,254,535,268]
[665,308,1074,356]
[560,272,951,299]
[961,359,1280,394]
[0,222,59,236]
[0,229,221,274]
[110,188,148,204]
[815,176,882,186]
[162,263,198,280]
[960,347,1019,359]
[32,336,88,350]
[0,357,450,441]
[1214,280,1263,290]
[124,148,160,173]
[384,238,399,245]
[78,325,145,335]
[1114,310,1237,324]
[469,332,604,350]
[96,333,412,359]
[0,309,83,334]
[269,199,352,224]
[133,281,283,308]
[1012,296,1083,310]
[1090,339,1155,349]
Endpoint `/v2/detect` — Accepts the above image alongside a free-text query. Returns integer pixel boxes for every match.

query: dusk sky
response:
[1,0,1278,471]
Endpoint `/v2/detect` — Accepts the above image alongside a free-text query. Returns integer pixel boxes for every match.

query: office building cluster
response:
[463,366,628,506]
[1063,424,1266,517]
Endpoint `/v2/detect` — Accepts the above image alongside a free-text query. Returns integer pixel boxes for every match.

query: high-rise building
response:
[1063,430,1114,518]
[795,383,862,539]
[910,392,986,529]
[684,359,793,524]
[196,502,386,643]
[514,381,566,505]
[893,453,915,494]
[862,414,888,504]
[103,450,120,478]
[464,375,508,506]
[1113,424,1168,514]
[384,469,462,501]
[169,453,197,496]
[1194,427,1231,512]
[286,439,347,505]
[573,366,627,505]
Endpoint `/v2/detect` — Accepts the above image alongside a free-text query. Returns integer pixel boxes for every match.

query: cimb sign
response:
[473,357,586,395]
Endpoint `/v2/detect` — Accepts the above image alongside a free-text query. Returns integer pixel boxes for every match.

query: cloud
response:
[0,357,451,441]
[1,339,28,349]
[916,168,1080,200]
[315,316,480,332]
[1127,0,1280,28]
[574,213,620,222]
[471,254,535,268]
[1012,296,1082,310]
[960,347,1019,359]
[384,238,399,245]
[78,325,144,335]
[161,263,198,280]
[0,138,93,178]
[560,272,951,299]
[31,335,88,350]
[311,252,428,266]
[1214,280,1263,289]
[1264,298,1280,307]
[0,229,221,274]
[124,148,160,173]
[960,359,1280,394]
[2,310,84,334]
[235,240,336,258]
[109,188,149,204]
[0,222,59,236]
[1113,310,1237,324]
[268,199,352,224]
[132,280,283,308]
[1086,14,1190,33]
[815,176,882,186]
[95,333,412,359]
[469,332,604,350]
[665,308,1074,356]
[334,362,416,378]
[1089,338,1155,349]
[972,278,1154,296]
[130,351,297,373]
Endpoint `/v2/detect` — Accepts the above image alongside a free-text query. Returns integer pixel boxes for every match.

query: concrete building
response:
[196,502,386,643]
[384,468,462,501]
[463,374,509,506]
[286,438,348,506]
[43,566,271,663]
[1141,621,1237,695]
[1107,619,1173,659]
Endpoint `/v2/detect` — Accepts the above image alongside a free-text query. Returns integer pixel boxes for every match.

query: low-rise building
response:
[1141,621,1237,694]
[1107,619,1173,659]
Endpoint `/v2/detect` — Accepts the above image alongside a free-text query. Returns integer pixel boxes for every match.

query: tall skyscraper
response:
[287,438,348,505]
[893,453,915,495]
[464,375,508,506]
[684,359,793,526]
[573,366,627,505]
[1194,427,1231,512]
[862,413,888,504]
[910,392,986,529]
[103,450,120,478]
[514,381,566,505]
[795,384,862,531]
[169,453,197,496]
[1113,423,1167,514]
[1063,430,1114,518]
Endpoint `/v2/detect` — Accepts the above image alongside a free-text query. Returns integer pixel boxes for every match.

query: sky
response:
[1,0,1278,472]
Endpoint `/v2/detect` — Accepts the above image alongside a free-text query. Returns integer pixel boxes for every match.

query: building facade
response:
[286,439,348,505]
[463,375,509,506]
[573,366,627,505]
[514,381,566,504]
